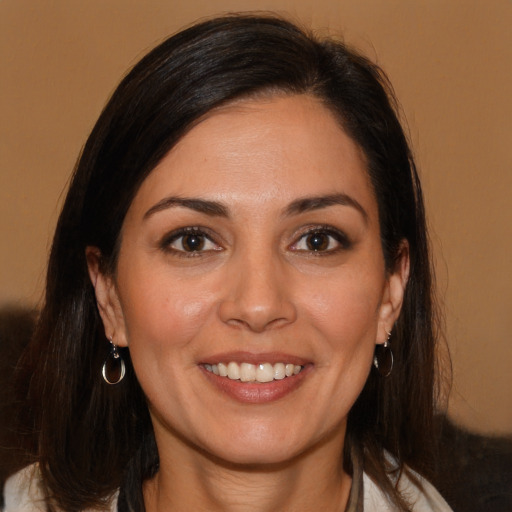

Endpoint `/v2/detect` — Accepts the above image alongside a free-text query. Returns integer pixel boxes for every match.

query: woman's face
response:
[90,94,407,466]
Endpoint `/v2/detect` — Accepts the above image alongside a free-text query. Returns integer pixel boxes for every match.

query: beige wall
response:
[1,0,510,434]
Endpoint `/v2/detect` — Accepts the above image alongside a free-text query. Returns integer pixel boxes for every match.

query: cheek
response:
[117,284,218,406]
[305,272,383,412]
[303,269,384,346]
[116,265,217,353]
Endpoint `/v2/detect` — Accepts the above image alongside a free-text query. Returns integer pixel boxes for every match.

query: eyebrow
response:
[284,193,368,223]
[143,193,368,222]
[144,197,229,219]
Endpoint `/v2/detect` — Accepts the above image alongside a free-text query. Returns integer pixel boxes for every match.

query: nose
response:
[218,249,297,333]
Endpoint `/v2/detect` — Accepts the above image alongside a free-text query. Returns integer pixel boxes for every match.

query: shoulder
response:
[363,467,453,511]
[3,465,118,512]
[3,465,46,512]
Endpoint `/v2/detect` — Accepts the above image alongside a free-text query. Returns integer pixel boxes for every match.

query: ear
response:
[376,241,410,344]
[85,247,128,347]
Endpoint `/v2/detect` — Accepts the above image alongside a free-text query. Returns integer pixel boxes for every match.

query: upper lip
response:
[200,351,310,366]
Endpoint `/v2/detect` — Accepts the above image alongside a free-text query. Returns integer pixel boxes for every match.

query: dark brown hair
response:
[17,13,442,511]
[0,307,37,499]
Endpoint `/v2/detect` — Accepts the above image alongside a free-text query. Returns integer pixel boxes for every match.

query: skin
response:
[87,94,409,512]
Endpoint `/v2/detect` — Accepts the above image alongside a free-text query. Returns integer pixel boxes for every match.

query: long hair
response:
[17,14,442,511]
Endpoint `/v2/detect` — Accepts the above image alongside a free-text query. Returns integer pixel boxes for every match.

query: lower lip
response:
[200,365,312,404]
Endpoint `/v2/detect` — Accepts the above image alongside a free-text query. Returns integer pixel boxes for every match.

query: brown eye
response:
[290,227,350,254]
[182,234,205,251]
[305,232,329,251]
[164,228,220,255]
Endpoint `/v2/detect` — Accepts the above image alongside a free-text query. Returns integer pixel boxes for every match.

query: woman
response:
[5,14,452,511]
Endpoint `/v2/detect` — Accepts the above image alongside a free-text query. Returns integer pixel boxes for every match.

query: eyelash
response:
[289,225,351,255]
[160,225,351,258]
[160,227,221,257]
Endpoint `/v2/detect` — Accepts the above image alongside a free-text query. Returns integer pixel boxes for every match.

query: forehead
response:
[128,94,377,221]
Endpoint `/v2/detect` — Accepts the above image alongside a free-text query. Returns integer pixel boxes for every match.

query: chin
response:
[195,421,331,469]
[204,441,306,468]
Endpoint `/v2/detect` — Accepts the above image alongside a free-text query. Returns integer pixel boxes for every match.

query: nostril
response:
[218,299,297,333]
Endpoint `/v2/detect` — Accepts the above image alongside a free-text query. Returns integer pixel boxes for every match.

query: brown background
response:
[1,0,511,434]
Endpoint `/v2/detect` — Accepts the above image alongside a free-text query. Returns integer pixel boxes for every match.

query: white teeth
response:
[273,363,285,380]
[256,363,274,383]
[218,362,228,377]
[240,363,256,382]
[227,362,240,380]
[205,361,304,383]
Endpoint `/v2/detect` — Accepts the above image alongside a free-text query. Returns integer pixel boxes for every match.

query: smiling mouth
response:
[204,362,304,383]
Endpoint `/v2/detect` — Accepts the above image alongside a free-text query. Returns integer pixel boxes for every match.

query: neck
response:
[143,428,352,512]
